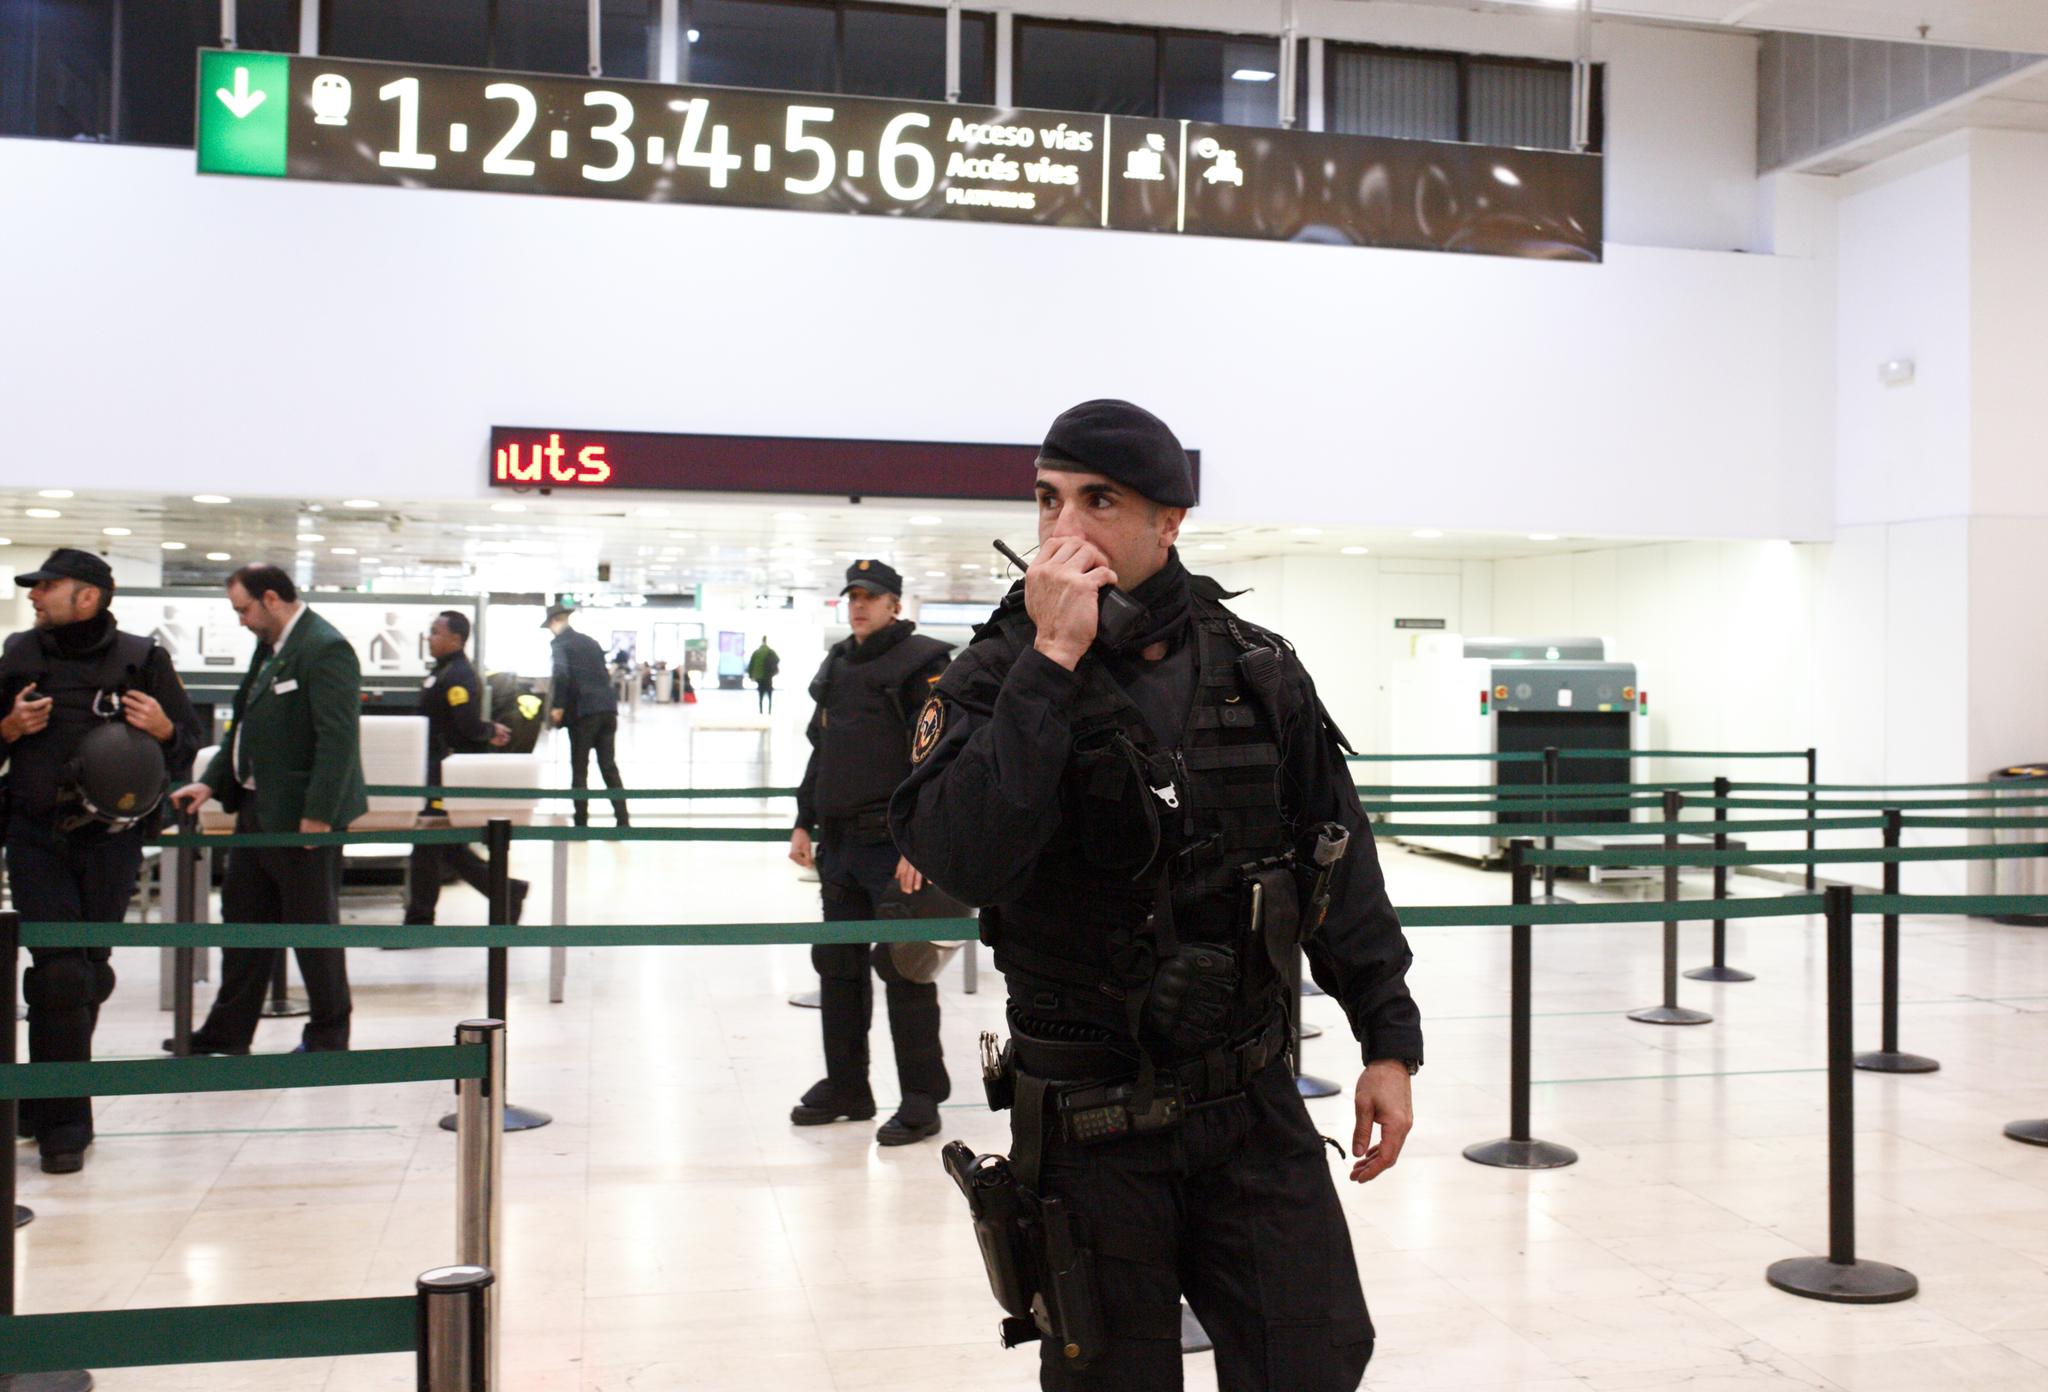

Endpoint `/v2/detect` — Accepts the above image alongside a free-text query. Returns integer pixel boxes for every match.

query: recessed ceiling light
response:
[490,501,526,513]
[305,504,324,512]
[36,489,73,500]
[907,514,942,526]
[634,505,671,518]
[160,541,186,551]
[0,538,11,547]
[332,546,358,555]
[206,551,231,561]
[1232,68,1277,82]
[1341,546,1369,555]
[925,569,947,577]
[1527,533,1559,542]
[1412,528,1443,539]
[1199,542,1227,551]
[102,527,132,537]
[1292,527,1323,536]
[866,535,894,544]
[26,508,61,519]
[341,499,379,509]
[192,494,231,505]
[773,511,805,522]
[359,556,381,565]
[960,563,982,570]
[297,532,325,543]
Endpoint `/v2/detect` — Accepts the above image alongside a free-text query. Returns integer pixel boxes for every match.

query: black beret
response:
[1036,399,1194,508]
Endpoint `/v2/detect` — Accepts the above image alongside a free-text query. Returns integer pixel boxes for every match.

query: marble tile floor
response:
[10,749,2048,1389]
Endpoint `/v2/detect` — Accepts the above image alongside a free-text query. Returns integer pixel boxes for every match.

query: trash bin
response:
[1991,764,2048,926]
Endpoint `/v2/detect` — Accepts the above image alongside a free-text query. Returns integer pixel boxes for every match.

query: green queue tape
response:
[509,825,792,842]
[0,1296,416,1372]
[1734,780,2044,793]
[1861,893,2048,917]
[1345,752,1546,763]
[1901,815,2048,830]
[1553,749,1812,761]
[1397,895,1829,928]
[19,917,982,951]
[364,784,798,799]
[1373,816,1889,839]
[1521,841,2048,870]
[157,826,484,849]
[1360,796,1675,814]
[1708,794,2048,811]
[0,1044,486,1100]
[1357,782,1720,796]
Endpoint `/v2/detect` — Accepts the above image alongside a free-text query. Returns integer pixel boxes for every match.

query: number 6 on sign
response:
[673,99,742,188]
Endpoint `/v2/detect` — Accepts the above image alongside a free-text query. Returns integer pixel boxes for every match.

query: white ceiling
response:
[1391,0,2048,52]
[0,487,1655,604]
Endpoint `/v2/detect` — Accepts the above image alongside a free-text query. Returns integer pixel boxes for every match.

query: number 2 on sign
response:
[673,99,741,187]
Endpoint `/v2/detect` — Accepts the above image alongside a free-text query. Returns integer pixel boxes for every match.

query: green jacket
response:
[202,608,368,831]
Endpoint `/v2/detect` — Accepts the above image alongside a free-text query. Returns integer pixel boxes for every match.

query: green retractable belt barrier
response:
[20,917,980,951]
[0,1297,417,1373]
[0,1045,486,1100]
[1372,816,1888,839]
[364,784,798,799]
[1522,842,2048,870]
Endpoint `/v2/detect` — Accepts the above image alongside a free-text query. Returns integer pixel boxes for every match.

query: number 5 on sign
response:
[673,99,741,187]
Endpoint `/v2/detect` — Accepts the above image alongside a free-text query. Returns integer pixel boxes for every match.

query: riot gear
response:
[60,719,167,835]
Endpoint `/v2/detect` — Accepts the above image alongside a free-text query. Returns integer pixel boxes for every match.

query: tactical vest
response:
[0,625,158,830]
[975,591,1298,1042]
[810,624,951,830]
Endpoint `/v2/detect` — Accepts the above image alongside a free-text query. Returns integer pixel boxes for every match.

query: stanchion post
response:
[441,821,550,1134]
[1287,939,1340,1101]
[1540,746,1559,901]
[1687,776,1753,983]
[1465,840,1576,1169]
[454,1019,504,1390]
[1806,746,1819,891]
[1856,809,1938,1074]
[172,832,198,1058]
[416,1265,494,1392]
[1766,885,1918,1304]
[1631,790,1711,1025]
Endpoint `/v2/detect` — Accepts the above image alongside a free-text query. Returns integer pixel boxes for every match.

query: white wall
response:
[1,137,1831,543]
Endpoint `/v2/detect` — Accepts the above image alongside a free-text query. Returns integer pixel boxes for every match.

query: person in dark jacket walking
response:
[405,611,528,926]
[2,548,202,1172]
[545,604,628,828]
[747,638,780,714]
[789,561,953,1145]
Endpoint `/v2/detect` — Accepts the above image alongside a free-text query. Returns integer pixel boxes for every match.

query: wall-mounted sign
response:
[488,426,1201,504]
[195,49,1601,261]
[1394,618,1448,630]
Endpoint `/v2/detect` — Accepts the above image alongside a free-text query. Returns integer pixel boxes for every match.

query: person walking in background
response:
[170,563,364,1055]
[748,637,781,714]
[545,603,628,828]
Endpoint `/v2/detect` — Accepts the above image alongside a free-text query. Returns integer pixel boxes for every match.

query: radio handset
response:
[994,541,1147,650]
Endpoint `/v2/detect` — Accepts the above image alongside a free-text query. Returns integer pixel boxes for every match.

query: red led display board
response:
[488,427,1201,504]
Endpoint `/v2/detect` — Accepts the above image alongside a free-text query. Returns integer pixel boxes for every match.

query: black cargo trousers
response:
[1031,1058,1374,1392]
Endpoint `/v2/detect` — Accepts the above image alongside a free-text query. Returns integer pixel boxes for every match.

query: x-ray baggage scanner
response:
[1389,635,1648,861]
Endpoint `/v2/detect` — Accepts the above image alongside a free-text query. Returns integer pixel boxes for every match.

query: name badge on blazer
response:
[272,678,300,695]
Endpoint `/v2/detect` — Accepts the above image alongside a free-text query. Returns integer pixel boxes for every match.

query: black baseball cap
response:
[841,559,903,598]
[542,603,574,625]
[15,548,115,593]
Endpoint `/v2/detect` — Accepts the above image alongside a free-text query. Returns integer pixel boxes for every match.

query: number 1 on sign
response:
[378,77,436,171]
[674,99,741,187]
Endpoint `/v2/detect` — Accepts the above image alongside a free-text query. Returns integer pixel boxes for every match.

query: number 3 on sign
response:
[673,99,741,187]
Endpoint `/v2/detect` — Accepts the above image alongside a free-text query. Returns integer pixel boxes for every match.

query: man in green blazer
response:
[170,563,364,1052]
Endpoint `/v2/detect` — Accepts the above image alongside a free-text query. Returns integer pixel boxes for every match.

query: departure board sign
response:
[487,427,1201,504]
[196,50,1601,261]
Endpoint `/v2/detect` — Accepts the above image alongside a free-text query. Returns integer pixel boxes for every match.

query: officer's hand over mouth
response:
[1025,537,1118,671]
[1349,1059,1414,1184]
[788,826,815,869]
[168,782,213,816]
[1,683,53,742]
[120,689,175,741]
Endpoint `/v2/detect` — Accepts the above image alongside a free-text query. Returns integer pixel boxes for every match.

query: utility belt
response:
[816,807,893,848]
[997,1012,1290,1143]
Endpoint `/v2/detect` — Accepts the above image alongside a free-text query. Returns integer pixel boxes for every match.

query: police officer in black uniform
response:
[893,402,1422,1390]
[545,604,629,828]
[1,548,201,1172]
[789,560,954,1145]
[404,611,528,927]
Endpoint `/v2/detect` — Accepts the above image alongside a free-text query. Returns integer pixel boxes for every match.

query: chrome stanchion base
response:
[2002,1119,2048,1146]
[1299,979,1325,998]
[1628,1004,1713,1026]
[1294,1075,1342,1099]
[788,990,821,1009]
[1531,894,1575,906]
[1766,1255,1917,1304]
[15,1203,32,1228]
[1854,1050,1939,1075]
[1463,1137,1578,1170]
[1684,965,1756,982]
[0,1369,95,1390]
[1298,1022,1323,1040]
[440,1103,552,1133]
[1179,1303,1212,1355]
[261,990,311,1019]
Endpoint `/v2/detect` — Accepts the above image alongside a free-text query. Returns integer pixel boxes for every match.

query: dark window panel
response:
[1014,19,1156,117]
[602,0,659,80]
[842,5,944,101]
[1,0,115,140]
[239,0,299,53]
[493,0,588,76]
[1468,59,1571,150]
[1327,45,1457,142]
[324,0,490,69]
[687,0,835,94]
[1161,31,1283,127]
[958,12,991,104]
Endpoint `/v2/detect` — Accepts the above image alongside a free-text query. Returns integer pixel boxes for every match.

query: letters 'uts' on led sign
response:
[197,49,1602,261]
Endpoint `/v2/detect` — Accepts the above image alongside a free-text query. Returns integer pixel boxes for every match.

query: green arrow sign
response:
[196,50,290,177]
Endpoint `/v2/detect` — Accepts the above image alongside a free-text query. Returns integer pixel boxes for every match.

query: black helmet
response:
[60,721,166,834]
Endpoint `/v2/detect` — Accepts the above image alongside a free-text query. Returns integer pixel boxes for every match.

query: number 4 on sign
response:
[673,99,742,187]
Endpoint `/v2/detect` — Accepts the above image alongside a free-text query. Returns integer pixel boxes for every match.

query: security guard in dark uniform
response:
[893,401,1422,1390]
[789,560,954,1145]
[404,610,528,926]
[2,548,201,1172]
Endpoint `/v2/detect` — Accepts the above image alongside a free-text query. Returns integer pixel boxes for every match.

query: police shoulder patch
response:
[447,685,470,706]
[911,696,945,764]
